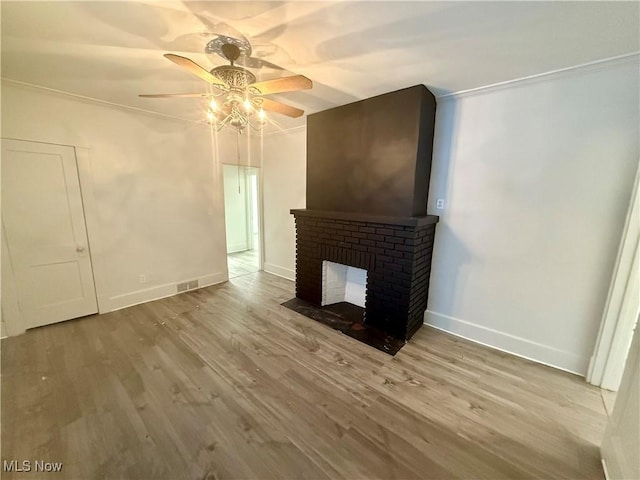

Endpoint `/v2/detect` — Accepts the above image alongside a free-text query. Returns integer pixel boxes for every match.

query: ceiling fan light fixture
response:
[206,103,265,133]
[141,39,312,132]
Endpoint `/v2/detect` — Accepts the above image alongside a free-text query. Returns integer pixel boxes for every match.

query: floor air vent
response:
[177,279,199,293]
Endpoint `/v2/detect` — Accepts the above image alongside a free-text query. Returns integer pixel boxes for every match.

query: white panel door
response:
[2,139,97,329]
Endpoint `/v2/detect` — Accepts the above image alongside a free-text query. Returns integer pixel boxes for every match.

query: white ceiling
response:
[2,1,639,131]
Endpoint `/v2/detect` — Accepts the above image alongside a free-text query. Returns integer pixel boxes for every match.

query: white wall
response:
[1,81,232,334]
[222,164,249,253]
[260,127,306,280]
[425,57,640,375]
[257,57,639,376]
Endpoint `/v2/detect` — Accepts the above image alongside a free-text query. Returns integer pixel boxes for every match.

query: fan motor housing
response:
[211,66,256,90]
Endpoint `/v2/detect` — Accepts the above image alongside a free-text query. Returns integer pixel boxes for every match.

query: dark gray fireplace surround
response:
[288,85,439,350]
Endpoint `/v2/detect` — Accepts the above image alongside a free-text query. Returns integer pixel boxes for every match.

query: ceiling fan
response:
[140,35,312,131]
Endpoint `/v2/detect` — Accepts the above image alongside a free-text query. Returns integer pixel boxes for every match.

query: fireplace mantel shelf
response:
[291,209,439,227]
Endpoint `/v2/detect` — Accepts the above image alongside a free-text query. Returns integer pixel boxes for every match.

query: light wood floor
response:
[227,249,259,279]
[1,272,607,479]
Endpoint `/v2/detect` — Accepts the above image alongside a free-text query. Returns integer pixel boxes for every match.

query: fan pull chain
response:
[236,129,241,194]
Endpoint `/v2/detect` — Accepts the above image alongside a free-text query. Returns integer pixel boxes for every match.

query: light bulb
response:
[258,108,266,124]
[244,99,252,111]
[209,99,217,111]
[206,110,215,121]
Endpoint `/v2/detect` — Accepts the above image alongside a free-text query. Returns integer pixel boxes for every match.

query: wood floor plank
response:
[228,249,260,279]
[1,272,607,479]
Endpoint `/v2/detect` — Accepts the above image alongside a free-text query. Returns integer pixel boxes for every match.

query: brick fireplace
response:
[290,210,437,341]
[284,85,439,353]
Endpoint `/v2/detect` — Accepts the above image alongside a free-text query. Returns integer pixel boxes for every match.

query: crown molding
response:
[4,51,638,128]
[260,124,306,138]
[438,52,640,100]
[1,78,303,138]
[1,78,208,126]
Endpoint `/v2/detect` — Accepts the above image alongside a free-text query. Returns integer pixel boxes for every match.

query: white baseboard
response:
[263,263,295,281]
[99,272,227,313]
[424,310,588,376]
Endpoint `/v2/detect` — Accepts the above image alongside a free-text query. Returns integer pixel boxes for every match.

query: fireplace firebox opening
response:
[321,261,367,308]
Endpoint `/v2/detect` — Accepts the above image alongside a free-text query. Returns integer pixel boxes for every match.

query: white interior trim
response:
[257,133,266,272]
[1,135,90,151]
[7,52,637,135]
[588,166,640,388]
[74,145,108,314]
[101,272,226,313]
[255,54,640,140]
[439,52,639,99]
[1,222,25,336]
[424,311,588,375]
[1,78,205,125]
[600,327,639,480]
[600,246,639,390]
[601,459,610,480]
[263,263,295,281]
[209,127,231,282]
[260,124,306,138]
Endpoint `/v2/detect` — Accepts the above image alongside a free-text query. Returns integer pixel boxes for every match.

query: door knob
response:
[76,245,85,253]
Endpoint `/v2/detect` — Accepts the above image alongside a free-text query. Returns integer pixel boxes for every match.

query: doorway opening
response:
[223,164,261,279]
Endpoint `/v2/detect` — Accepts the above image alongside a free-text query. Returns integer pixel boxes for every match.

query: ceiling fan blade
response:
[139,93,211,98]
[260,98,304,118]
[164,53,227,89]
[249,75,312,96]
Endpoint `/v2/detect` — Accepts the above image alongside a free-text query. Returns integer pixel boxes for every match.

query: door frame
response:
[600,326,639,479]
[587,166,639,390]
[220,162,265,272]
[1,138,100,336]
[245,168,260,253]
